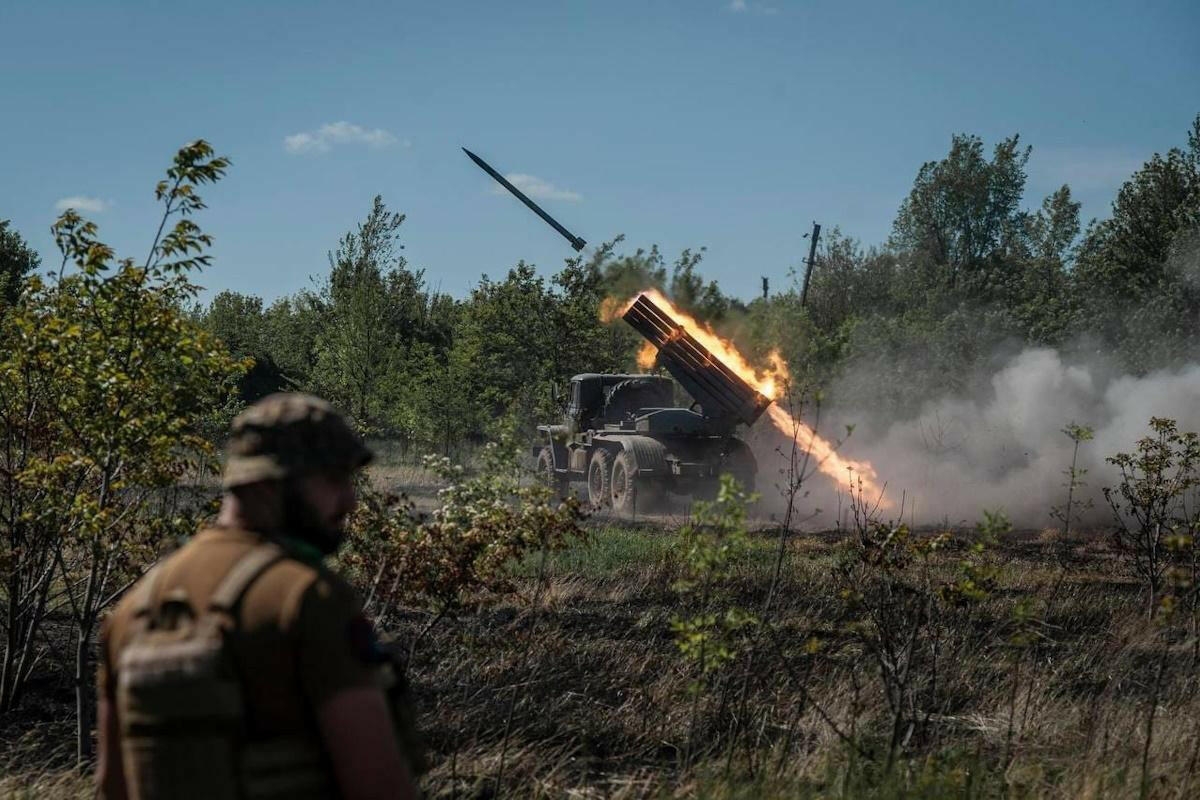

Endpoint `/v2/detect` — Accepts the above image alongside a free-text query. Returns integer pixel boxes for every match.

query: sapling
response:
[1051,422,1095,567]
[833,482,997,771]
[342,429,586,656]
[1104,417,1200,617]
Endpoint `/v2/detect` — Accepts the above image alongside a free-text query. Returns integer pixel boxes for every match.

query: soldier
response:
[96,393,420,800]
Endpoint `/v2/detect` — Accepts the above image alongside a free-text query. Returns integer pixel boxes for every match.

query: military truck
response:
[459,148,775,511]
[534,294,773,513]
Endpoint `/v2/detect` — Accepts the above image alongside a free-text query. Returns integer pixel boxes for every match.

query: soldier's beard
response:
[281,480,345,556]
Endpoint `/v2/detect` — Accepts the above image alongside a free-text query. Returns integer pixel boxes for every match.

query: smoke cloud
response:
[750,348,1200,529]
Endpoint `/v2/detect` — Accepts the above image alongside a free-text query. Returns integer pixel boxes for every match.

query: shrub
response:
[0,140,246,761]
[828,484,998,768]
[1104,417,1200,616]
[343,433,586,655]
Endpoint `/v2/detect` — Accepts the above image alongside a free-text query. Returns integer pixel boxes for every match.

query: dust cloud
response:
[749,349,1200,530]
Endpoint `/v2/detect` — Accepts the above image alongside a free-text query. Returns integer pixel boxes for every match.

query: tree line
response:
[188,115,1200,448]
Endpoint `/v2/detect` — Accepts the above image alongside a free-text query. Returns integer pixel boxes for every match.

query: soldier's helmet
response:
[222,393,373,488]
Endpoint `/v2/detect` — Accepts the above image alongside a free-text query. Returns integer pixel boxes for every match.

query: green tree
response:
[202,289,286,402]
[309,195,420,432]
[668,247,730,321]
[553,238,639,377]
[1076,116,1200,301]
[453,263,559,434]
[0,141,245,761]
[401,292,465,454]
[775,230,901,380]
[891,133,1031,301]
[1011,185,1081,343]
[262,291,324,388]
[410,342,476,456]
[0,219,40,308]
[1073,114,1200,370]
[414,240,647,453]
[598,240,668,301]
[203,290,264,356]
[825,133,1084,418]
[1104,417,1200,617]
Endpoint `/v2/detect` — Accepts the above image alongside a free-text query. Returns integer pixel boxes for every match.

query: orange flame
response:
[598,295,633,324]
[601,288,885,499]
[764,404,884,499]
[636,341,657,370]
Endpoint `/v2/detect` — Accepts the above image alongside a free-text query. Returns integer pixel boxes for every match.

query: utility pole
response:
[761,276,769,300]
[799,221,821,308]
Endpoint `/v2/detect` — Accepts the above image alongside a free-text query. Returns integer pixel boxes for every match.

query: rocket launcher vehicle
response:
[622,294,773,431]
[465,146,885,504]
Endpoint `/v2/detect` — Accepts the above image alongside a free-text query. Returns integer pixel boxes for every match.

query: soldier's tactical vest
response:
[116,544,334,800]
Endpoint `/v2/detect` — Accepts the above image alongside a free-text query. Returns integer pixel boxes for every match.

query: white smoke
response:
[754,349,1200,529]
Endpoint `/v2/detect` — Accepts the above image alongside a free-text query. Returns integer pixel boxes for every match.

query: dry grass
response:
[396,524,1200,798]
[0,722,90,799]
[5,521,1200,798]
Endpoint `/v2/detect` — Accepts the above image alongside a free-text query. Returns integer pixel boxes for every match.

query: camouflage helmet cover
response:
[222,393,373,488]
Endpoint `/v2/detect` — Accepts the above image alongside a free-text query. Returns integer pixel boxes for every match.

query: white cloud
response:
[283,121,407,155]
[55,196,109,213]
[491,173,582,203]
[727,0,777,13]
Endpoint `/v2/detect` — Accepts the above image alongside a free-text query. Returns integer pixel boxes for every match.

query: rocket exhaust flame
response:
[636,341,657,370]
[609,289,885,499]
[764,403,884,499]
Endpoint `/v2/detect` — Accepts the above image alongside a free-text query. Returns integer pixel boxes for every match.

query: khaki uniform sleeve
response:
[293,574,377,709]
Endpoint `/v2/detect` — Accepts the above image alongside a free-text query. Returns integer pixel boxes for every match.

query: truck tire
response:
[536,446,568,499]
[611,450,664,516]
[610,450,636,515]
[587,449,612,508]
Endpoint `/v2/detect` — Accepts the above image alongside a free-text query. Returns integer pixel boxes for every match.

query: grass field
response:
[4,512,1200,798]
[398,519,1200,798]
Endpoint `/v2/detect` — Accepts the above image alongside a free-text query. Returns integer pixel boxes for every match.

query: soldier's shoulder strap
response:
[208,541,287,616]
[130,561,169,621]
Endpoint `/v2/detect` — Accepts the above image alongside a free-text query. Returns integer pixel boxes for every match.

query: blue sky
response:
[1,0,1196,304]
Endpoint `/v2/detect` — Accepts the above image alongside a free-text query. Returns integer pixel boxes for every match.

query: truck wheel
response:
[587,450,612,508]
[610,451,636,515]
[611,450,664,515]
[536,447,567,499]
